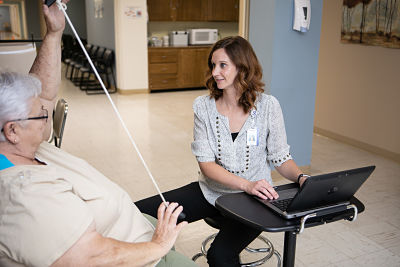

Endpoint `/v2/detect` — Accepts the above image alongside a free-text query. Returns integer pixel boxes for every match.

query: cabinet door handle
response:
[161,56,166,58]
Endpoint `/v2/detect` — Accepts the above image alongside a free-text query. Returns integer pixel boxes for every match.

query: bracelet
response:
[297,174,310,183]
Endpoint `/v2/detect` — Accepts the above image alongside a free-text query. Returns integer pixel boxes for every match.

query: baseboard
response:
[117,88,149,95]
[314,127,400,164]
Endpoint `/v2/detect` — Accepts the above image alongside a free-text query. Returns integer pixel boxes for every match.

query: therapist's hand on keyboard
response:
[244,180,279,200]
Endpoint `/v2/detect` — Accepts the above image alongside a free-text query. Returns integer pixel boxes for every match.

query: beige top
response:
[0,142,155,267]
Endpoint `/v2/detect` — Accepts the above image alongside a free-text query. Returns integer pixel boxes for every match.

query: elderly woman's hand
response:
[151,202,188,255]
[42,0,69,35]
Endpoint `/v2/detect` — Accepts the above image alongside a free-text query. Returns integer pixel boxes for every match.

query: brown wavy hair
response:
[205,36,264,113]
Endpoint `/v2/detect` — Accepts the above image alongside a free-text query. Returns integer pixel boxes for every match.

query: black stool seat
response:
[204,215,224,229]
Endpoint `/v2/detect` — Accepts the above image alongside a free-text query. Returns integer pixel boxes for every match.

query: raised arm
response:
[30,0,68,141]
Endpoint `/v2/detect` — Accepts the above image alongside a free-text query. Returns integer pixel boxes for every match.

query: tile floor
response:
[58,75,400,266]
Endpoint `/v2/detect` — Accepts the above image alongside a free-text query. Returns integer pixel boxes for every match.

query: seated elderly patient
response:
[0,1,195,267]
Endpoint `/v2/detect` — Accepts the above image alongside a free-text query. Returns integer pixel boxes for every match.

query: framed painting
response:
[341,0,399,49]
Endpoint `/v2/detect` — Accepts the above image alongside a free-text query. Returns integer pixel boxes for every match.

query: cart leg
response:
[283,231,297,267]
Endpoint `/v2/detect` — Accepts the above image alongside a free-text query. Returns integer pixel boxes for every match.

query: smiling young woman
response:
[136,36,306,267]
[206,36,264,114]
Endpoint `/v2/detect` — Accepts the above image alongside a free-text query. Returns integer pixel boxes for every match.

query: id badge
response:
[247,128,258,146]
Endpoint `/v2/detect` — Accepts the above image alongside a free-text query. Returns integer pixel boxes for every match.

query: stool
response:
[192,216,282,267]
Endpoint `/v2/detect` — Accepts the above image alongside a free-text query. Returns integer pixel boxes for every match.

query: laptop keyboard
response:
[271,198,293,211]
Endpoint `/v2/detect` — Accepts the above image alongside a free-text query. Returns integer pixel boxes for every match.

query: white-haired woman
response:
[0,2,194,267]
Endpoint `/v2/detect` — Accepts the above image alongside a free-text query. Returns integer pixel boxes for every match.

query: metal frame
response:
[298,204,358,234]
[192,233,282,267]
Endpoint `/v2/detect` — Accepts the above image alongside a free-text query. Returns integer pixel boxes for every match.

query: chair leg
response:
[192,233,281,267]
[109,67,117,93]
[64,63,70,78]
[79,71,85,90]
[274,250,282,267]
[192,233,217,262]
[69,65,75,81]
[80,71,92,91]
[86,73,111,95]
[191,253,205,262]
[72,68,81,86]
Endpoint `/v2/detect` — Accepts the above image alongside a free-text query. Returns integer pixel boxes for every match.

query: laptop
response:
[255,166,375,219]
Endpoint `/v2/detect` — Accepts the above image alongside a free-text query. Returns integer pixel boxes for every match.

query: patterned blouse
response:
[191,93,292,205]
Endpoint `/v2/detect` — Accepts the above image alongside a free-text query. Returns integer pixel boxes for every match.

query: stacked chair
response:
[68,45,100,86]
[61,35,116,95]
[61,34,74,63]
[78,48,116,95]
[63,35,86,75]
[67,43,95,84]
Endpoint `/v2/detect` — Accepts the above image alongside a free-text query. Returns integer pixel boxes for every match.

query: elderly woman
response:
[0,2,195,267]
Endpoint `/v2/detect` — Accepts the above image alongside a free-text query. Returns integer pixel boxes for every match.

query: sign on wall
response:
[94,0,103,18]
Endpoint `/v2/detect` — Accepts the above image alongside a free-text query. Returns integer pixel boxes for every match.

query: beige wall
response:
[114,0,148,91]
[315,1,400,162]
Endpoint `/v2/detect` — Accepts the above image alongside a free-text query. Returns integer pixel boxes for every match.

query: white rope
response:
[56,0,168,206]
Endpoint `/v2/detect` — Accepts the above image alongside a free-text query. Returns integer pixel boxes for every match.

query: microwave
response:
[188,29,218,45]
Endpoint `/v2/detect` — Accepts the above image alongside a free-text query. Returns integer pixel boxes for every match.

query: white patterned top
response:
[191,93,293,205]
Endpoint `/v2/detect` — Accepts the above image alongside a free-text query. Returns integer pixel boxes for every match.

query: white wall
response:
[64,0,87,39]
[85,0,115,49]
[0,43,36,73]
[315,1,400,161]
[114,0,148,91]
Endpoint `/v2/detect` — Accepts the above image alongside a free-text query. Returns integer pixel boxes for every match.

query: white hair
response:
[0,72,42,142]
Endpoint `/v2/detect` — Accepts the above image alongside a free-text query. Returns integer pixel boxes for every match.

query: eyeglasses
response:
[1,106,48,132]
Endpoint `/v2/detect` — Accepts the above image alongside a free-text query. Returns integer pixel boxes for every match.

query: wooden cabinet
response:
[148,47,210,91]
[148,0,205,21]
[147,0,238,22]
[207,0,239,22]
[148,49,179,90]
[175,0,208,21]
[179,48,209,88]
[147,0,175,21]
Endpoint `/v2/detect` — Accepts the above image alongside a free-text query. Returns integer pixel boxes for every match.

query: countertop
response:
[148,45,212,49]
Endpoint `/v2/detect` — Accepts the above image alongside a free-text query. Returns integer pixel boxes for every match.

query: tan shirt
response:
[0,142,155,266]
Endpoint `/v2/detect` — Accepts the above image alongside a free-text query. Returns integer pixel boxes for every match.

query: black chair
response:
[64,38,82,78]
[192,215,282,267]
[69,44,98,86]
[64,37,88,79]
[79,48,116,95]
[76,46,105,90]
[61,34,74,63]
